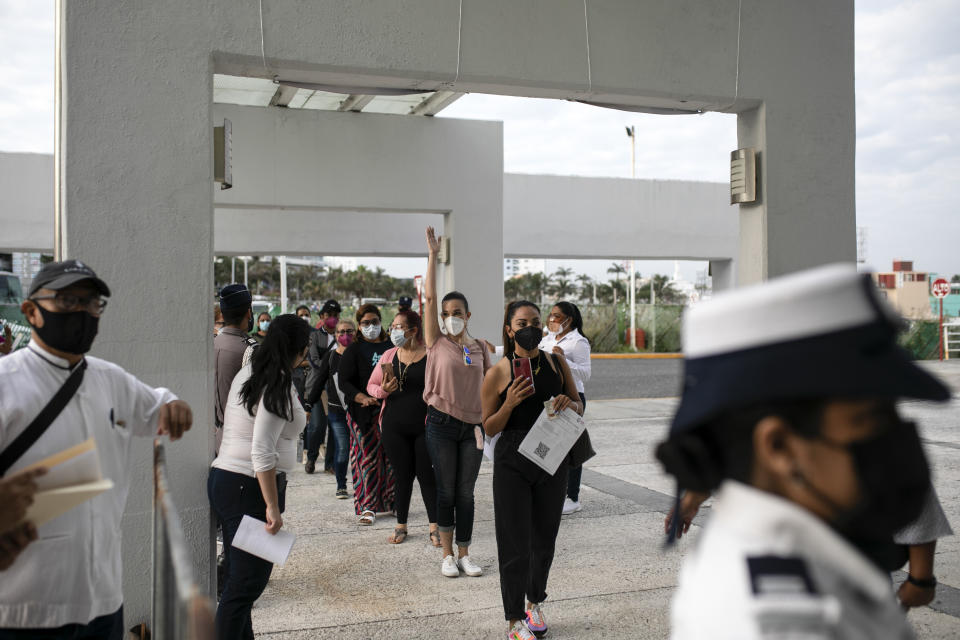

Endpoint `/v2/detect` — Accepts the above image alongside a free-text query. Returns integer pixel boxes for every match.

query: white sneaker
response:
[507,620,536,640]
[562,497,582,515]
[441,555,460,577]
[458,554,483,577]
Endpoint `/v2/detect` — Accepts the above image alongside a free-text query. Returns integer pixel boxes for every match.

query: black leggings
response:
[380,421,438,525]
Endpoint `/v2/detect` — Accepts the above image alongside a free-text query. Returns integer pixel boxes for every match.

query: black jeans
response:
[424,407,483,547]
[208,468,286,640]
[566,393,587,501]
[381,421,438,525]
[493,431,568,621]
[305,408,328,463]
[0,608,123,640]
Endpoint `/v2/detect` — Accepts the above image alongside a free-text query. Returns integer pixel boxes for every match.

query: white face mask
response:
[547,318,568,337]
[360,323,381,340]
[390,327,408,347]
[444,315,465,337]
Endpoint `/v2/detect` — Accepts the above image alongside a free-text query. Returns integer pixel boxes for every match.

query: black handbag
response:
[567,428,596,467]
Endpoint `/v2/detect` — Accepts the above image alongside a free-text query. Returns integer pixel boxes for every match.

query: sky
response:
[1,1,958,286]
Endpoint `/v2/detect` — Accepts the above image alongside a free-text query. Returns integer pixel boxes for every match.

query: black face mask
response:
[32,306,100,354]
[513,325,542,351]
[796,420,930,542]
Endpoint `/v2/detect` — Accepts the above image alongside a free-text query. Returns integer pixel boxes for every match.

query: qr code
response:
[533,442,550,460]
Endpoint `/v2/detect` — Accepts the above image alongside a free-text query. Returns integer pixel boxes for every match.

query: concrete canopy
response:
[58,0,854,624]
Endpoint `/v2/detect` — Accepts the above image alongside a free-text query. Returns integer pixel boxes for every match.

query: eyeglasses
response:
[30,293,108,315]
[336,329,355,335]
[389,325,409,332]
[462,344,472,366]
[359,320,380,328]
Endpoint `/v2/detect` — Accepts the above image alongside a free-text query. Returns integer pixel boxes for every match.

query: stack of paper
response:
[18,438,114,527]
[518,401,587,475]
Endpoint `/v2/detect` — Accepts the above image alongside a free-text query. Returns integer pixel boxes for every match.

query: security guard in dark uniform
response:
[656,264,949,639]
[213,284,257,454]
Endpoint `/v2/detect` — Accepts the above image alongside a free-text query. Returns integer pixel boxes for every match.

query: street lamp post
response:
[626,125,637,350]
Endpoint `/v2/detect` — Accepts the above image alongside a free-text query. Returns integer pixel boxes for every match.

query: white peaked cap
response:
[669,263,949,435]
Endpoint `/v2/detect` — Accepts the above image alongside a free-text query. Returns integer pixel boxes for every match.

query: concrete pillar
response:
[709,259,735,292]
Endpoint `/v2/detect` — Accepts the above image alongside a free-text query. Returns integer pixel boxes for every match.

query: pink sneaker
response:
[525,603,547,638]
[507,620,536,640]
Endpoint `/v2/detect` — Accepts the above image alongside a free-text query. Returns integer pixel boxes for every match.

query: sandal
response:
[358,510,375,526]
[389,527,408,544]
[429,529,441,547]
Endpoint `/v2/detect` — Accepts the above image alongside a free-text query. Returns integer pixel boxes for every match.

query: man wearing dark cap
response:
[304,299,341,473]
[398,295,413,313]
[0,260,192,637]
[214,284,257,454]
[656,264,948,639]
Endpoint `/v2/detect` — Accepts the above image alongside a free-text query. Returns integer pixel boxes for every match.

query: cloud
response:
[0,1,54,153]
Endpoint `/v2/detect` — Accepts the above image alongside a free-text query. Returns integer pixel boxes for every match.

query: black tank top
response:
[381,352,428,428]
[499,351,564,432]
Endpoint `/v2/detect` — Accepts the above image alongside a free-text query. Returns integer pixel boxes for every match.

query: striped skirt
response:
[346,412,396,515]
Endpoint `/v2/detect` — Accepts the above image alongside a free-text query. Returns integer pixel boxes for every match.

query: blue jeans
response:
[305,408,327,463]
[208,468,283,640]
[0,608,123,640]
[567,393,587,501]
[328,410,350,490]
[424,407,483,547]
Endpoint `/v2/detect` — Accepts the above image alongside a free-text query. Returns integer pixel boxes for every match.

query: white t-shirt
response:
[212,364,305,476]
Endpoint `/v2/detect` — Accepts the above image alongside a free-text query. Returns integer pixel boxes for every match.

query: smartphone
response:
[512,357,535,393]
[381,360,395,380]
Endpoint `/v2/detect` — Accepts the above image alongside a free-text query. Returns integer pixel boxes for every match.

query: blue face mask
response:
[259,320,270,332]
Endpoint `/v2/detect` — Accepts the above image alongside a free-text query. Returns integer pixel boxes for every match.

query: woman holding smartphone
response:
[366,310,439,546]
[338,303,394,525]
[482,301,582,640]
[208,314,311,640]
[539,301,592,515]
[423,226,492,578]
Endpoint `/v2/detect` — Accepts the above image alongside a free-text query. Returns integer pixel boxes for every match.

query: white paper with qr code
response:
[517,399,586,475]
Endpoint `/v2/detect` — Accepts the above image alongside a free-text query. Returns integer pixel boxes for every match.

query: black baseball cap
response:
[398,296,413,308]
[28,260,111,297]
[218,284,252,310]
[320,299,341,315]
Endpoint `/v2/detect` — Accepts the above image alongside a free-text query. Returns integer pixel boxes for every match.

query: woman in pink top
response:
[422,226,492,579]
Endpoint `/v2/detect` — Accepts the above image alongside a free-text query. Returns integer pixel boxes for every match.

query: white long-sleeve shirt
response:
[539,328,592,393]
[212,364,305,477]
[0,341,177,628]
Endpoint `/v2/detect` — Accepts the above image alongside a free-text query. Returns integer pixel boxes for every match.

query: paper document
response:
[17,438,113,526]
[22,438,103,490]
[232,515,296,566]
[518,401,586,475]
[23,480,114,527]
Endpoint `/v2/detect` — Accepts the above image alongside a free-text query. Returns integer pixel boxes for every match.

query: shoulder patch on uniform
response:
[747,556,817,596]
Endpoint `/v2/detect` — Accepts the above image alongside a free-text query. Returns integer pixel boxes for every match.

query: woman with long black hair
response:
[482,301,582,640]
[422,227,492,578]
[539,301,592,514]
[208,314,311,640]
[337,303,395,525]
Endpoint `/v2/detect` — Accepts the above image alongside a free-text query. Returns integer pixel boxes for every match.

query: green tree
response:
[576,273,594,300]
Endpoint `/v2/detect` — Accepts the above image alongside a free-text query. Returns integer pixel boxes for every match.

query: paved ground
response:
[249,361,960,639]
[585,358,683,399]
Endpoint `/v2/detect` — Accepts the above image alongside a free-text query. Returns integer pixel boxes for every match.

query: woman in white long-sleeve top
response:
[208,314,310,640]
[538,301,592,514]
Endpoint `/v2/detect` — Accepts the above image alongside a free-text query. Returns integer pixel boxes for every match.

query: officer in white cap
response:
[656,264,949,639]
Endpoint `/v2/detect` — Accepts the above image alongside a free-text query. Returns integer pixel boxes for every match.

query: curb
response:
[591,353,683,360]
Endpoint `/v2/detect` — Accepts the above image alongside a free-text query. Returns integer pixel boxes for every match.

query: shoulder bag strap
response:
[0,359,87,476]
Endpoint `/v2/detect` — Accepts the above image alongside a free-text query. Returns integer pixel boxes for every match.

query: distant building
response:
[324,256,358,272]
[872,260,933,320]
[504,258,545,279]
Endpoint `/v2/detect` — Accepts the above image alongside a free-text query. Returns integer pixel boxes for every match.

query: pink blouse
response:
[422,335,491,424]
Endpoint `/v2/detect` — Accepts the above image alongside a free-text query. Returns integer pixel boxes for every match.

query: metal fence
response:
[152,441,215,640]
[581,303,685,353]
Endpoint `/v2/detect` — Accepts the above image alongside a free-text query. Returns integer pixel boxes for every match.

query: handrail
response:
[152,441,215,639]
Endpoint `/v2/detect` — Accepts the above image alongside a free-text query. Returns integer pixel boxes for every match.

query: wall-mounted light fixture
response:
[730,148,756,204]
[214,118,232,190]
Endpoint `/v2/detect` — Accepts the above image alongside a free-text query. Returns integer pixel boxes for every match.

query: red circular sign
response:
[932,278,950,298]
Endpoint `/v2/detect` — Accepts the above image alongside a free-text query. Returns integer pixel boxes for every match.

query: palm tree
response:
[576,273,594,301]
[551,277,576,299]
[504,277,522,301]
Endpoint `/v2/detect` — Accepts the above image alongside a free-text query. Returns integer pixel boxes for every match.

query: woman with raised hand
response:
[367,310,440,546]
[482,301,582,640]
[422,226,492,579]
[539,301,592,515]
[209,314,311,640]
[337,303,395,526]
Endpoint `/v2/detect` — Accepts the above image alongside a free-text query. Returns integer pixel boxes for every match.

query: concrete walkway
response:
[251,392,960,638]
